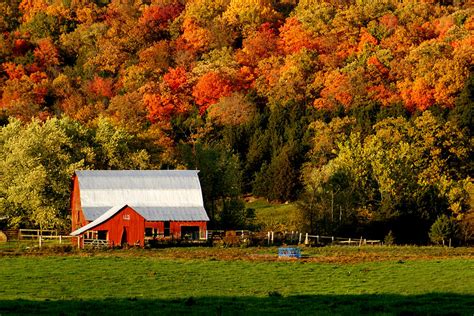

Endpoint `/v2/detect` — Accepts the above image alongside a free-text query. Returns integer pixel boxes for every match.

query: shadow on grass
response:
[1,293,473,315]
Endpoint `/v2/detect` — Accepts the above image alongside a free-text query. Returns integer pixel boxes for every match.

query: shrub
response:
[384,230,395,245]
[429,215,459,246]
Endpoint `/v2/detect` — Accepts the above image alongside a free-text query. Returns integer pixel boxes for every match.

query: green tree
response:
[429,214,459,245]
[178,143,243,228]
[301,111,471,242]
[0,118,82,229]
[93,117,150,170]
[255,144,301,201]
[0,117,152,230]
[449,73,474,136]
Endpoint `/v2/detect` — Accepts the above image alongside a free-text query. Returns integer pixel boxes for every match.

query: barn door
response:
[121,227,128,246]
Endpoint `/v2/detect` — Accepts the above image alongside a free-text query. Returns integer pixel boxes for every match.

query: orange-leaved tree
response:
[192,72,234,114]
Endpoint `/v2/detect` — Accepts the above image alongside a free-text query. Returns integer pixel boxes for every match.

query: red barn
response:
[70,170,209,248]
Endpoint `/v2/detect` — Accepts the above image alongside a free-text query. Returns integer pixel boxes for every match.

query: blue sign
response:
[278,247,301,259]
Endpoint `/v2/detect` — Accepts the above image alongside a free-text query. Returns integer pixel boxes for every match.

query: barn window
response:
[145,228,153,237]
[123,214,130,220]
[164,221,170,237]
[98,230,107,240]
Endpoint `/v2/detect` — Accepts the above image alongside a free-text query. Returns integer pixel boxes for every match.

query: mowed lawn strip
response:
[1,254,473,315]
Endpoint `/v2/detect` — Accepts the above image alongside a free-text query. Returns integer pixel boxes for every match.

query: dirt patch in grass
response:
[1,244,473,264]
[83,246,474,264]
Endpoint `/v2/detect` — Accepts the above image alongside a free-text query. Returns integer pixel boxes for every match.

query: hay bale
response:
[0,231,7,242]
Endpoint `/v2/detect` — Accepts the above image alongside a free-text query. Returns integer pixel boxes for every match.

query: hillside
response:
[0,0,473,243]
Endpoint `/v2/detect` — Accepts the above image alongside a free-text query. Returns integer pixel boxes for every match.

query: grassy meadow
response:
[1,246,473,315]
[247,198,300,231]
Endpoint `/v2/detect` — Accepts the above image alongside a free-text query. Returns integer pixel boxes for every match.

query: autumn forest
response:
[0,0,473,244]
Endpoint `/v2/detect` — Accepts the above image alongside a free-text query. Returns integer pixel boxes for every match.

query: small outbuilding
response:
[70,170,209,247]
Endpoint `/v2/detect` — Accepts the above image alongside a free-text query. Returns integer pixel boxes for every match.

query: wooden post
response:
[271,231,274,244]
[316,235,319,244]
[205,230,208,240]
[77,235,80,248]
[304,233,309,246]
[449,238,452,248]
[359,236,363,247]
[299,233,302,244]
[38,235,42,248]
[267,231,271,245]
[59,235,62,244]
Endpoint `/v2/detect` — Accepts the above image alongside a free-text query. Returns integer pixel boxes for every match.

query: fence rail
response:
[305,234,381,246]
[204,230,381,247]
[260,231,381,246]
[3,228,382,248]
[19,229,58,239]
[0,229,74,247]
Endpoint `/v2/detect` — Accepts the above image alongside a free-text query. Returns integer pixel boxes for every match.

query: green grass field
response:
[1,246,473,315]
[247,198,300,231]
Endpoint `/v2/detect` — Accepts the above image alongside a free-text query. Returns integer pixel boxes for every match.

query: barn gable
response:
[74,170,209,222]
[71,204,146,247]
[70,204,131,236]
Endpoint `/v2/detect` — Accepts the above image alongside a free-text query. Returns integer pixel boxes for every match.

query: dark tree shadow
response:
[1,293,473,315]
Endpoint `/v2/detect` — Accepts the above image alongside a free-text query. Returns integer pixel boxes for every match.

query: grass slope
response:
[1,247,473,315]
[247,198,300,231]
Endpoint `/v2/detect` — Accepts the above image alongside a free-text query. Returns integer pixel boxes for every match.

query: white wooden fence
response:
[205,230,381,246]
[18,229,73,247]
[263,231,381,246]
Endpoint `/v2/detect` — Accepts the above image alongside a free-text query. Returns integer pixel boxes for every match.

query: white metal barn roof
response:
[75,170,209,221]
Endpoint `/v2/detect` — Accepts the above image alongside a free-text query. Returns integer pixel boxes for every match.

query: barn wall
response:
[170,221,207,239]
[145,221,207,239]
[71,176,89,246]
[93,206,145,247]
[145,221,164,232]
[71,176,87,231]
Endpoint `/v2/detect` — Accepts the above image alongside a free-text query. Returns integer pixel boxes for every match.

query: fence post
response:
[271,231,274,245]
[267,231,271,245]
[305,233,309,246]
[316,235,320,244]
[59,235,62,244]
[359,236,363,247]
[299,233,302,244]
[39,235,42,248]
